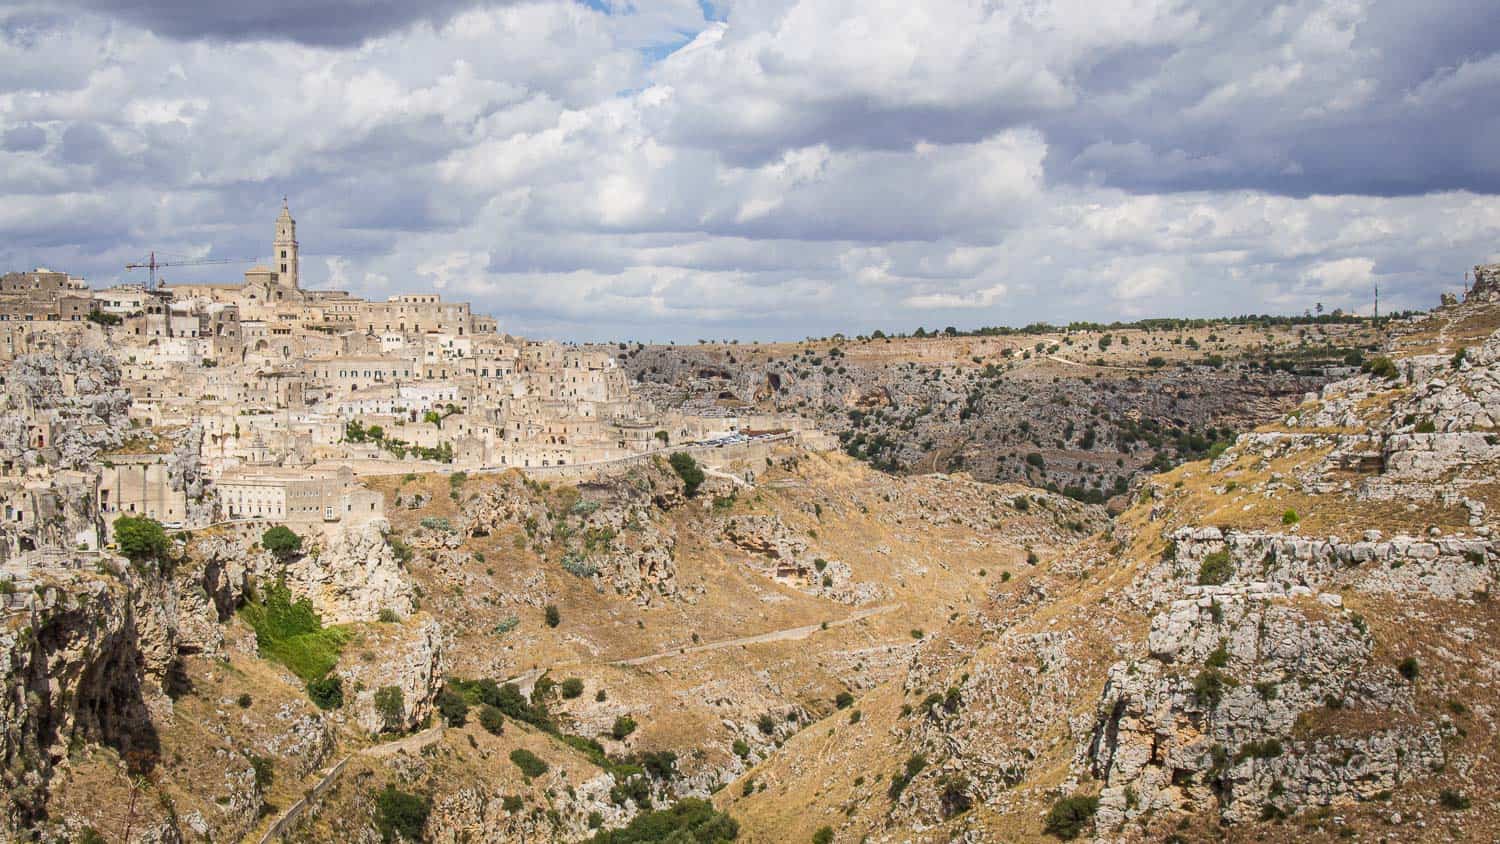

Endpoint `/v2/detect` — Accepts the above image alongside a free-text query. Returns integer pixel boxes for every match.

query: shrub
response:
[1397,657,1419,681]
[1043,794,1100,840]
[642,750,678,781]
[732,739,750,758]
[260,525,302,559]
[114,515,170,564]
[1414,418,1437,433]
[545,604,560,628]
[240,579,349,685]
[1440,789,1471,810]
[374,685,405,733]
[377,608,401,623]
[812,827,833,844]
[585,798,737,843]
[1193,669,1226,708]
[248,754,274,791]
[757,714,776,735]
[436,685,468,727]
[1206,640,1230,668]
[236,693,253,708]
[479,704,505,735]
[502,794,523,812]
[1363,356,1399,380]
[560,677,585,699]
[510,748,549,778]
[374,785,430,843]
[306,675,343,710]
[1197,550,1233,586]
[611,715,638,740]
[1281,509,1299,525]
[834,691,854,709]
[668,452,706,497]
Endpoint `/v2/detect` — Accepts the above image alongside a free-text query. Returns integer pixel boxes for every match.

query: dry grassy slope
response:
[718,304,1500,843]
[362,450,1104,797]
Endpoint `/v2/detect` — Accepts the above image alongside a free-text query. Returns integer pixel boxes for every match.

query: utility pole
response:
[1374,284,1380,319]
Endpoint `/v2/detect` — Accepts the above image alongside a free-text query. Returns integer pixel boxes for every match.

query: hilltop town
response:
[0,203,821,550]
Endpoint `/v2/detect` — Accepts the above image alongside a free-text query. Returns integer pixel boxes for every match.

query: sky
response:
[2,0,1499,342]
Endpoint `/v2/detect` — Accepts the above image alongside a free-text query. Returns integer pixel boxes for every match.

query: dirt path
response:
[502,603,900,684]
[612,603,897,667]
[1046,353,1150,372]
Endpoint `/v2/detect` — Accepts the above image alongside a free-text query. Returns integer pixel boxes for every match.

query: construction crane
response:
[124,252,256,290]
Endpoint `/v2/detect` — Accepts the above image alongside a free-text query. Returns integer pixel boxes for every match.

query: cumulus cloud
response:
[0,0,1498,340]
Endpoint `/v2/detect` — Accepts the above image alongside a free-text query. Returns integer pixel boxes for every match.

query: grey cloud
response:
[2,123,45,150]
[49,0,509,46]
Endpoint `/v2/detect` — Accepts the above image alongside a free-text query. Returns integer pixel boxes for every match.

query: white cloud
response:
[0,0,1498,341]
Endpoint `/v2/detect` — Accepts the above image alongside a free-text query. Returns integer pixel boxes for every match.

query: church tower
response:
[274,198,299,289]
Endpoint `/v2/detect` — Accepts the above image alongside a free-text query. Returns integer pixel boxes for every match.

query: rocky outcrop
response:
[287,520,416,624]
[339,618,444,735]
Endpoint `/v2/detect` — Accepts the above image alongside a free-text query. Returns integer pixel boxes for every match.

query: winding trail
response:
[252,725,444,843]
[503,602,899,685]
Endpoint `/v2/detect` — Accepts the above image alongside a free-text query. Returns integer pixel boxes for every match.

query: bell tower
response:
[274,198,299,289]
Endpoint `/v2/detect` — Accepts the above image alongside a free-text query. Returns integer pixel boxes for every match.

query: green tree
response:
[545,604,560,628]
[114,515,170,564]
[478,704,505,735]
[261,525,303,559]
[669,452,706,497]
[307,676,343,710]
[436,685,469,727]
[1043,794,1099,840]
[374,785,430,843]
[611,715,638,740]
[560,677,585,699]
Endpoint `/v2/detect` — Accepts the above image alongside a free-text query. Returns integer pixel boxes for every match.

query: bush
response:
[1281,509,1299,525]
[586,798,738,843]
[1397,657,1419,681]
[1197,550,1233,586]
[1193,669,1226,708]
[561,677,585,699]
[114,515,170,564]
[669,452,706,497]
[377,608,401,623]
[1440,789,1471,810]
[436,685,469,727]
[306,675,343,710]
[260,525,302,559]
[374,785,430,843]
[510,748,549,778]
[1363,356,1400,380]
[236,693,253,708]
[812,827,833,844]
[374,685,405,732]
[1414,418,1437,433]
[612,715,638,740]
[835,691,854,709]
[1043,794,1100,840]
[545,604,561,628]
[479,704,505,735]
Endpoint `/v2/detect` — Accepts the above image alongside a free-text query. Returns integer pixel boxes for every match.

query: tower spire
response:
[274,199,299,289]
